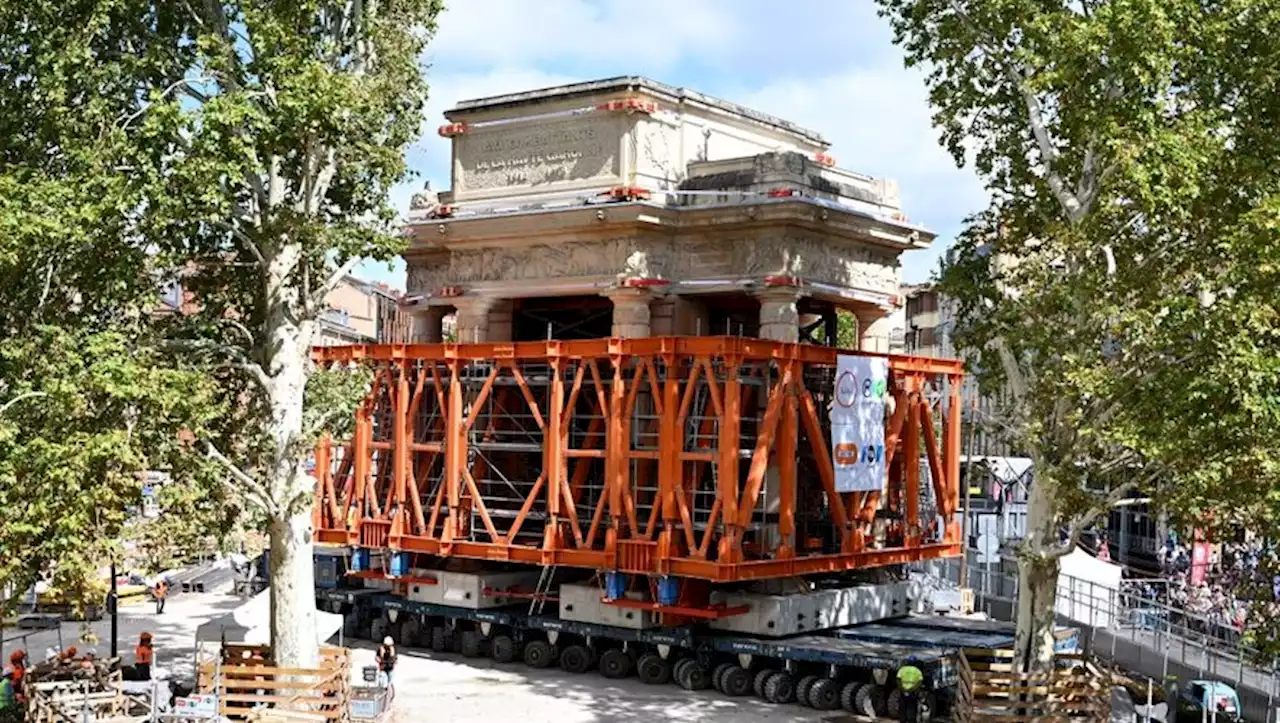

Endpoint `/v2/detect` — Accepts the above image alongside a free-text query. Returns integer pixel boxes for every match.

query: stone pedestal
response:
[857,311,894,353]
[603,287,654,338]
[756,288,800,343]
[452,296,497,343]
[410,307,447,343]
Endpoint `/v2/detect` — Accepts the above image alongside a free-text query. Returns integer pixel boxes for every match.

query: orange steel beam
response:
[314,337,965,583]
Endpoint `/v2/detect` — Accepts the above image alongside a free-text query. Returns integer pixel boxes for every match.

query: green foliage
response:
[878,0,1280,659]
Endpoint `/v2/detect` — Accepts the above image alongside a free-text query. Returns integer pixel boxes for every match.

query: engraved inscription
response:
[458,118,618,192]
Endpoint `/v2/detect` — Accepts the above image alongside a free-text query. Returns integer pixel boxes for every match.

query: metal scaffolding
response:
[312,337,965,583]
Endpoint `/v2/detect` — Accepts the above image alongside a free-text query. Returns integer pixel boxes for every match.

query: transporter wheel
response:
[796,675,820,707]
[636,654,671,685]
[399,618,422,647]
[840,682,863,713]
[598,648,633,679]
[808,678,840,711]
[448,630,464,654]
[523,640,556,669]
[686,663,711,690]
[711,663,733,693]
[369,617,387,643]
[673,658,694,687]
[753,669,774,698]
[559,644,593,674]
[855,683,888,717]
[762,672,796,705]
[459,630,483,658]
[887,688,902,719]
[490,635,518,664]
[429,626,447,653]
[722,666,753,697]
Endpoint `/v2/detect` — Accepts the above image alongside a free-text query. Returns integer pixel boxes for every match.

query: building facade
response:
[401,76,935,350]
[317,275,412,346]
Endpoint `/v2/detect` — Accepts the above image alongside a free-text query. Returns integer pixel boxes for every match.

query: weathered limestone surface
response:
[406,233,899,299]
[602,287,654,338]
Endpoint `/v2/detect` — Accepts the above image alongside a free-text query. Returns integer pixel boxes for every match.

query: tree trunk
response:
[1013,471,1061,674]
[263,243,319,669]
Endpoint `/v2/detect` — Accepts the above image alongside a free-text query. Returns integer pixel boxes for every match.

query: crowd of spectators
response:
[1118,537,1264,646]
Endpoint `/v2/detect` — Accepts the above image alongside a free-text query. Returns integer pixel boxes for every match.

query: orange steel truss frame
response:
[311,337,964,583]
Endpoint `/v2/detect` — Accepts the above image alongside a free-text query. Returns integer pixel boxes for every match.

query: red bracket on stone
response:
[596,98,658,114]
[763,275,802,288]
[431,204,456,219]
[437,286,463,298]
[603,186,652,202]
[620,277,670,289]
[767,188,800,198]
[814,152,837,167]
[890,294,903,307]
[438,122,469,137]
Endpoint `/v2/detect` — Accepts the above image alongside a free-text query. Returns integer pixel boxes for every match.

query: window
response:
[160,280,183,309]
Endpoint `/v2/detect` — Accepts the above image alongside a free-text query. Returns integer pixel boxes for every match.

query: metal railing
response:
[918,556,1280,721]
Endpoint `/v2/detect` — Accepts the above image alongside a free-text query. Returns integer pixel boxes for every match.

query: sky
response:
[356,0,988,290]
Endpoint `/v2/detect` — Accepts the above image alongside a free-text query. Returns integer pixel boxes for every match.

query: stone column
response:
[410,307,447,343]
[452,296,497,343]
[756,287,800,342]
[856,310,894,353]
[603,287,654,338]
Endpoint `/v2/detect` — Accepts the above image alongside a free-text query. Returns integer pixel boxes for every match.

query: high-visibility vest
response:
[136,645,154,665]
[0,677,13,710]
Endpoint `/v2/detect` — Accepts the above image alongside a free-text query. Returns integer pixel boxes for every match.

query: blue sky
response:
[357,0,987,289]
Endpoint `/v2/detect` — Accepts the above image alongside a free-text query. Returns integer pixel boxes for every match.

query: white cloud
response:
[427,0,744,70]
[735,65,988,281]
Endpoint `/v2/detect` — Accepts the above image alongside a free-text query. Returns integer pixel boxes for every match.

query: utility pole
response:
[109,559,118,659]
[959,391,978,588]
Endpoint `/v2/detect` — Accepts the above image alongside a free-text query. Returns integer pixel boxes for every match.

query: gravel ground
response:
[3,593,831,722]
[343,640,831,723]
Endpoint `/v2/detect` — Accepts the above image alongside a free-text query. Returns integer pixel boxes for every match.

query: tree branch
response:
[0,391,48,417]
[205,441,277,514]
[946,0,1085,222]
[161,339,271,393]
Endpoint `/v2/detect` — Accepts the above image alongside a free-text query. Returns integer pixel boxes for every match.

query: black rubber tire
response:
[840,682,863,713]
[490,635,518,664]
[753,669,774,699]
[636,654,670,685]
[887,688,902,719]
[711,663,732,693]
[808,678,840,711]
[721,666,752,697]
[598,648,633,679]
[459,630,483,658]
[448,630,463,654]
[762,672,796,705]
[673,659,694,687]
[369,617,387,643]
[855,683,888,717]
[523,640,556,669]
[559,644,593,674]
[397,618,418,646]
[430,626,447,652]
[796,675,820,708]
[685,663,711,691]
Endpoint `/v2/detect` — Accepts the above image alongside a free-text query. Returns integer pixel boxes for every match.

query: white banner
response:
[831,355,889,492]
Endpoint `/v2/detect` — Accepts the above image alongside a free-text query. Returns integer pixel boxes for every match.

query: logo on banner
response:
[831,356,889,493]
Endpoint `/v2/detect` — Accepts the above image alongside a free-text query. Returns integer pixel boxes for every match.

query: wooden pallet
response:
[197,645,351,722]
[952,648,1113,722]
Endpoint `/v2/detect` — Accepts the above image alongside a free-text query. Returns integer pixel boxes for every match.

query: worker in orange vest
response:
[135,633,154,680]
[154,579,168,614]
[7,651,25,705]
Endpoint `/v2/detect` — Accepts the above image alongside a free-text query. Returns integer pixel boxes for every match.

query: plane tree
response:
[876,0,1280,670]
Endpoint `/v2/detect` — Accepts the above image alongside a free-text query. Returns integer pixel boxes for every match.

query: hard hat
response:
[383,637,393,646]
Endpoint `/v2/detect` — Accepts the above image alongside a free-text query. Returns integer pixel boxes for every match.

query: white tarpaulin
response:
[831,355,889,493]
[194,590,343,646]
[1056,546,1123,628]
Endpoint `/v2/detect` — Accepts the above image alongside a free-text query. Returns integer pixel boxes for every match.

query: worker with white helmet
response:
[375,636,397,688]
